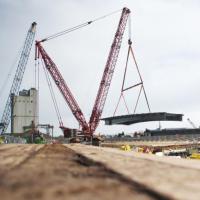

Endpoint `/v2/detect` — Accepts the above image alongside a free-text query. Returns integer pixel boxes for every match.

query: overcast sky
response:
[1,0,200,136]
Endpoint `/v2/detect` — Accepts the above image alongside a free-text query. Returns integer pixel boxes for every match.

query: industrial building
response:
[11,88,38,134]
[144,128,200,137]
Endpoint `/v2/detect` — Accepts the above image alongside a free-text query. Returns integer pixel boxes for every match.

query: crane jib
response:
[89,8,130,133]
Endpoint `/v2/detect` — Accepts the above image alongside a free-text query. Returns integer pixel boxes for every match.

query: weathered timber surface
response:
[0,144,170,200]
[67,144,200,200]
[0,144,43,175]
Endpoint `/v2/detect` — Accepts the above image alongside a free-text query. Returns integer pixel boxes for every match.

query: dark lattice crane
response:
[0,22,37,134]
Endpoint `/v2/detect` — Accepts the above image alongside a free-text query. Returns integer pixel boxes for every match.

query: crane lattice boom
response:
[89,7,130,133]
[0,22,37,134]
[36,42,89,132]
[36,7,130,136]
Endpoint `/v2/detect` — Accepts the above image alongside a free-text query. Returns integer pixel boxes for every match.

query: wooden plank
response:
[67,144,200,200]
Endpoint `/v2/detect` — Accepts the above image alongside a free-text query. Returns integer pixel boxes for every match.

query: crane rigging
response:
[41,61,64,128]
[36,8,130,136]
[113,39,151,116]
[0,22,37,134]
[39,8,122,43]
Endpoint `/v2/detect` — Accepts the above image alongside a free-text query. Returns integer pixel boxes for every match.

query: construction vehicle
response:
[35,8,130,143]
[0,22,37,134]
[190,153,200,160]
[120,144,131,151]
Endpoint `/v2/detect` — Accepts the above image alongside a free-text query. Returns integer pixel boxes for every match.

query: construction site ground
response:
[0,144,200,200]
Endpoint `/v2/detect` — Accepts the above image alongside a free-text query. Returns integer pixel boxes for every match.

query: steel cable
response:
[40,8,122,42]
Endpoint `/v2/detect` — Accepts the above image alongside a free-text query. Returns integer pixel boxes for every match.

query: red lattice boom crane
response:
[36,7,130,136]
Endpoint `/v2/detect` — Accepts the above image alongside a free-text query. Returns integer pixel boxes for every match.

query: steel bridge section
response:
[101,112,183,125]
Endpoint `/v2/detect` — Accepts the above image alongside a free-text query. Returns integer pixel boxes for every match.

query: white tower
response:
[12,88,38,134]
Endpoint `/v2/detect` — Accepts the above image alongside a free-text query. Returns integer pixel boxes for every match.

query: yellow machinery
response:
[0,137,4,144]
[190,153,200,160]
[120,144,131,151]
